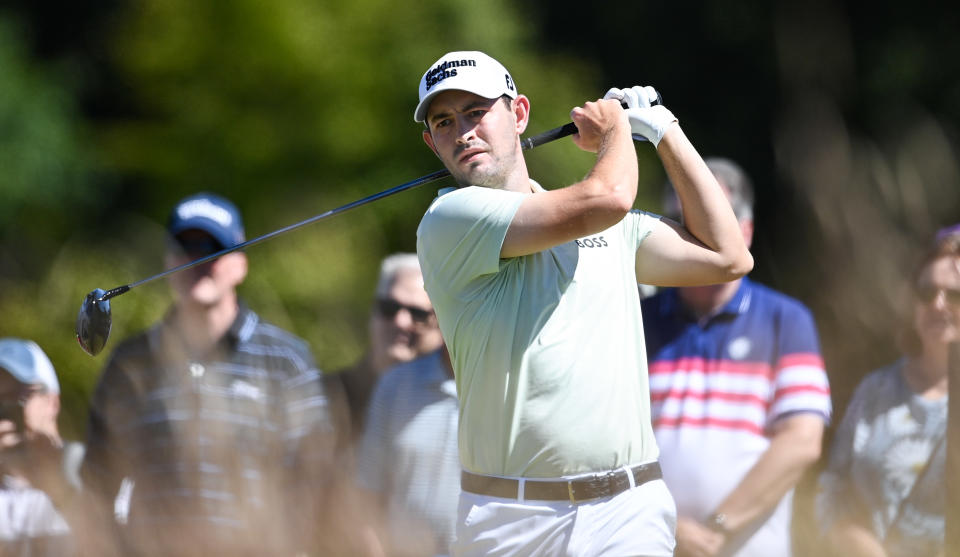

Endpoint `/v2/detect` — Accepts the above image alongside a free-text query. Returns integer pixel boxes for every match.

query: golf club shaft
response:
[96,120,584,303]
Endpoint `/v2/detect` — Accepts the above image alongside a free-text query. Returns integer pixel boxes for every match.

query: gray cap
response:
[0,338,60,394]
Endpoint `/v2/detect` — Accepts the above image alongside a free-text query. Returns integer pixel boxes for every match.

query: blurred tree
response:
[86,0,610,372]
[0,17,96,277]
[2,0,621,436]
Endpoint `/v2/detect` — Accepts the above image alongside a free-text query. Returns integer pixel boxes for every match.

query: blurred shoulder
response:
[240,310,319,376]
[747,279,815,318]
[375,350,445,392]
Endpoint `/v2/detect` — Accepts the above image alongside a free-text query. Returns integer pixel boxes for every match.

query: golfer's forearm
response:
[657,126,752,278]
[582,124,638,212]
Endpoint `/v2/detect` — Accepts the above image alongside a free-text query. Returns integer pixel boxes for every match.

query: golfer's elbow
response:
[713,247,753,283]
[728,249,754,279]
[585,176,636,220]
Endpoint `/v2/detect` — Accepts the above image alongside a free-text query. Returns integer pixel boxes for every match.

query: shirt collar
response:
[437,179,543,197]
[227,300,258,344]
[420,349,458,397]
[720,277,753,316]
[157,299,258,352]
[660,277,753,323]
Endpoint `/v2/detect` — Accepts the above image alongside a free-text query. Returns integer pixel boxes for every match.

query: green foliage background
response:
[1,8,959,552]
[1,2,959,554]
[0,1,661,437]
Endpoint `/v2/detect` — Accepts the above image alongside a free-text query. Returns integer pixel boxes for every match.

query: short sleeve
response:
[768,301,832,423]
[815,376,873,532]
[416,187,525,297]
[621,209,661,253]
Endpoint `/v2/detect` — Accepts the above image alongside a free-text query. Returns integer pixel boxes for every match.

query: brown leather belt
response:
[461,461,662,504]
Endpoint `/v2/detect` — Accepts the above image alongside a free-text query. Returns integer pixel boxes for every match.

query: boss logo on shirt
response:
[576,236,608,249]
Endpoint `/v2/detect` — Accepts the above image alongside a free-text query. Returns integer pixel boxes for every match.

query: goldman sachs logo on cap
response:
[424,58,478,91]
[177,199,233,228]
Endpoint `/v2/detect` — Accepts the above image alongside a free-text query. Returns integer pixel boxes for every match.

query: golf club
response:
[77,101,659,356]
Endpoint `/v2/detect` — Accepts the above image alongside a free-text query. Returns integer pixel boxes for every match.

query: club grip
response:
[520,122,578,151]
[519,92,663,151]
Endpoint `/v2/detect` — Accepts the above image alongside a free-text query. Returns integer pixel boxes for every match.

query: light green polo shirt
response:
[416,183,661,478]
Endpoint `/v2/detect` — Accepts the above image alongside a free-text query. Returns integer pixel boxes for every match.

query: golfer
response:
[415,51,753,556]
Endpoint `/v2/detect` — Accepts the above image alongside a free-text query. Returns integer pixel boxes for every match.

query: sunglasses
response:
[376,298,435,324]
[914,284,960,306]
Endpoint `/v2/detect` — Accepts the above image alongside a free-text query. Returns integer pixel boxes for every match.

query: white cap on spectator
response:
[0,338,60,393]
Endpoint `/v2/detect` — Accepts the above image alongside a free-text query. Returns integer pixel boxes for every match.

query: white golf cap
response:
[0,338,60,394]
[414,50,518,123]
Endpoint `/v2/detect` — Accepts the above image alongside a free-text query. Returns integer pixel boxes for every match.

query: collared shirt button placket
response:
[188,361,205,466]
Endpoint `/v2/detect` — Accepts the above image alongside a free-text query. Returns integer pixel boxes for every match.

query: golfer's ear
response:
[423,129,439,157]
[513,94,530,135]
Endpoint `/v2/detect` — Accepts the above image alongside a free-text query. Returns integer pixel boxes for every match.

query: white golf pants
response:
[451,477,677,557]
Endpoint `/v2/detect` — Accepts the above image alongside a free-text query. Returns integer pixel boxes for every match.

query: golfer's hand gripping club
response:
[520,87,664,150]
[603,86,675,147]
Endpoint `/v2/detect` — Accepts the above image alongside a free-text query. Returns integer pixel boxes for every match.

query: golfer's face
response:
[423,90,518,188]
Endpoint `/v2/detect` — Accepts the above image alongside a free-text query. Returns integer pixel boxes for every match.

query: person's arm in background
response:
[826,519,887,557]
[48,357,133,556]
[816,377,887,557]
[685,414,824,553]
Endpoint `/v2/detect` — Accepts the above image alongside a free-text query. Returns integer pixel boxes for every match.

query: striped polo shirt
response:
[356,349,460,553]
[641,278,831,556]
[81,302,335,556]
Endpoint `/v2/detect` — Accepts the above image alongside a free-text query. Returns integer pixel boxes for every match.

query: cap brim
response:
[414,83,516,123]
[168,219,234,250]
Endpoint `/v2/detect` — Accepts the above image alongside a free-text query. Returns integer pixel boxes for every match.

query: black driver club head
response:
[76,288,112,356]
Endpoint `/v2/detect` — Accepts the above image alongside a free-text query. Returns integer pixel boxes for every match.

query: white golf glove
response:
[604,86,677,147]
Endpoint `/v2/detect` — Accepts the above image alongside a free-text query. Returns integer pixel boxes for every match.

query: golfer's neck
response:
[498,153,534,194]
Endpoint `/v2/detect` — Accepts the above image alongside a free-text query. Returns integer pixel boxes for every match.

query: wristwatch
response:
[706,512,731,535]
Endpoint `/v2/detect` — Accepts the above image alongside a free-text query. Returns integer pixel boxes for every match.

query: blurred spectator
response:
[330,253,444,442]
[816,226,958,557]
[356,345,459,556]
[0,338,79,556]
[80,192,339,556]
[642,158,832,556]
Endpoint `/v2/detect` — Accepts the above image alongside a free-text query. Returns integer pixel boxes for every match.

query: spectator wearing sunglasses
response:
[330,253,444,443]
[816,225,958,557]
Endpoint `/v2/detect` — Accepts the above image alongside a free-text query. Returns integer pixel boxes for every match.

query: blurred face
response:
[369,268,443,371]
[422,90,528,189]
[165,229,247,309]
[0,371,57,446]
[912,255,960,349]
